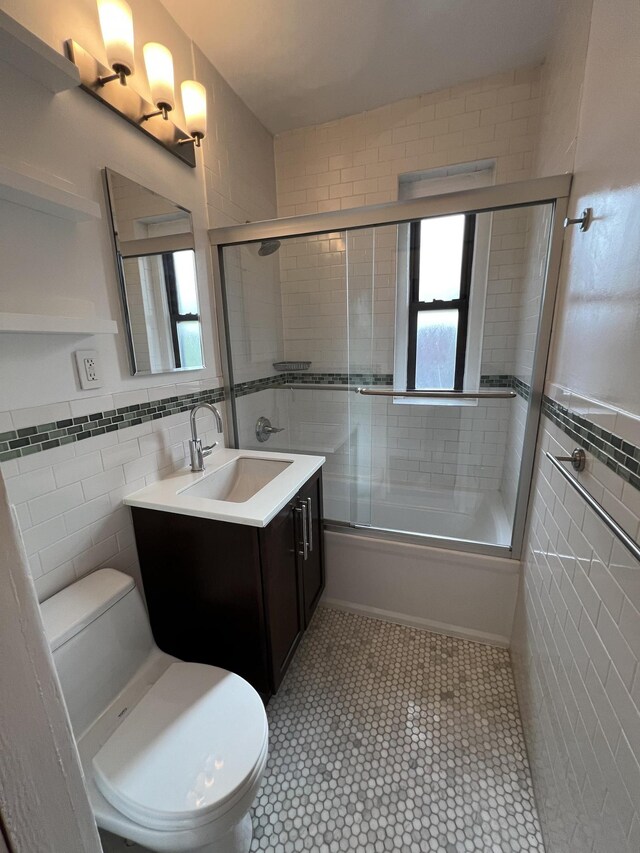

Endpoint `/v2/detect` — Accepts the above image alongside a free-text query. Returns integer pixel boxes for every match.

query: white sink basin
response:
[124,448,324,527]
[179,457,292,503]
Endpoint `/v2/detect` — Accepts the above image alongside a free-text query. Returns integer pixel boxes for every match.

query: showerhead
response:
[258,239,281,256]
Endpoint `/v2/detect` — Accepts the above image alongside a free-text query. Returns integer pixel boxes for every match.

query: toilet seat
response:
[92,661,268,833]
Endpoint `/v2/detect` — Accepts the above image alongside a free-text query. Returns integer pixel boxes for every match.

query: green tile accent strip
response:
[231,371,639,493]
[0,385,226,464]
[235,371,528,399]
[232,371,394,398]
[542,397,640,492]
[2,369,638,496]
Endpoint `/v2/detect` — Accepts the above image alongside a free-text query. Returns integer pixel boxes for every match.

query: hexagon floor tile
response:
[250,606,544,853]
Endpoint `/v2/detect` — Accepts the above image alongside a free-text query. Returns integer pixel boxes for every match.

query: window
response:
[161,249,202,369]
[407,215,476,391]
[394,162,494,403]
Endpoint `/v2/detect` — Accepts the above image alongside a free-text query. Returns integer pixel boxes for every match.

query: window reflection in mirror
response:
[104,169,205,375]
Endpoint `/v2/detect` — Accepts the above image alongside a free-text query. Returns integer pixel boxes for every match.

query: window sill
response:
[392,396,478,408]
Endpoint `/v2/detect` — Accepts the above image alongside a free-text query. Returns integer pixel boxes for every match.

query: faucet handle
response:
[256,416,285,443]
[202,442,218,457]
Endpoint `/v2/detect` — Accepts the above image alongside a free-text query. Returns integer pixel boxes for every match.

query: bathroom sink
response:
[179,457,292,503]
[124,448,324,527]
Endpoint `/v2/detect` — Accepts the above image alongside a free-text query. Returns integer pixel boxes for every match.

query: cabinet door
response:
[259,501,304,692]
[132,508,270,695]
[296,472,325,626]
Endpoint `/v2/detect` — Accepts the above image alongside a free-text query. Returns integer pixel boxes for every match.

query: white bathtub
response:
[320,477,519,646]
[322,477,512,546]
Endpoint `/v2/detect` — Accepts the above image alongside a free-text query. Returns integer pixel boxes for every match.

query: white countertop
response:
[123,448,325,528]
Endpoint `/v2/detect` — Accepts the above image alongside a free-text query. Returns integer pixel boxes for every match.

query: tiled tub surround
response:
[233,374,640,526]
[251,606,544,852]
[0,383,227,603]
[235,380,515,498]
[272,206,547,384]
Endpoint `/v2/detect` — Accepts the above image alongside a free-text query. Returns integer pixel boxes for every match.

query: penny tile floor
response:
[250,606,544,853]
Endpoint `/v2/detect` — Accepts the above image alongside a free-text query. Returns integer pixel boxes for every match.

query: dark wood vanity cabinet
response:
[131,470,324,698]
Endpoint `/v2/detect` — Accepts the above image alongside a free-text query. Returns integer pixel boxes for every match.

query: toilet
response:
[40,568,268,853]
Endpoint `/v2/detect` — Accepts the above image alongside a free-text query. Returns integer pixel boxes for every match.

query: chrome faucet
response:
[189,403,223,472]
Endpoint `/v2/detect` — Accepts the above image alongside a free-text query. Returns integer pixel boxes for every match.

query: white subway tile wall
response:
[274,66,541,219]
[512,410,640,853]
[255,74,550,529]
[1,388,227,601]
[236,210,550,525]
[222,245,284,384]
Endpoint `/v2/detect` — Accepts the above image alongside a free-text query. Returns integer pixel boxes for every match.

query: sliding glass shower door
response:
[345,204,554,549]
[215,176,567,557]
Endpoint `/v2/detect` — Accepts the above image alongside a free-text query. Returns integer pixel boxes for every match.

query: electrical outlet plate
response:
[74,349,103,390]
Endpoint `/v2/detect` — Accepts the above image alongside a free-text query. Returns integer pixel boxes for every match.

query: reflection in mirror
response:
[104,169,205,374]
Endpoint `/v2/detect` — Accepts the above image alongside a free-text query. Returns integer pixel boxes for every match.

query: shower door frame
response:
[209,174,571,561]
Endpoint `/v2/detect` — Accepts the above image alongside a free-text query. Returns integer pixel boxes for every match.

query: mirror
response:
[104,169,205,374]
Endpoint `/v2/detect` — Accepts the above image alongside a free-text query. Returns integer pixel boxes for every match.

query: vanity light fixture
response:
[96,0,135,85]
[179,80,207,148]
[142,42,175,121]
[65,2,207,167]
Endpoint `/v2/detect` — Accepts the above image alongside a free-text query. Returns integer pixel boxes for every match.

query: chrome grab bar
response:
[546,451,640,564]
[277,383,516,399]
[355,387,516,400]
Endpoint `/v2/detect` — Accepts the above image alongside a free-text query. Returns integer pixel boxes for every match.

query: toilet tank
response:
[40,569,156,737]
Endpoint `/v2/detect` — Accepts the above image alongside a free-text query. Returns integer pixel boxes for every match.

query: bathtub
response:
[322,477,512,545]
[320,476,519,646]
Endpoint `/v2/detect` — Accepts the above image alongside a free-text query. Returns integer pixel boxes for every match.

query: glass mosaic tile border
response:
[543,397,640,492]
[3,369,638,495]
[232,372,394,398]
[235,371,528,400]
[480,374,531,400]
[0,386,225,464]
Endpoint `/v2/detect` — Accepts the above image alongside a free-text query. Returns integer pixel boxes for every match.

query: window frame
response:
[161,252,201,369]
[406,214,476,392]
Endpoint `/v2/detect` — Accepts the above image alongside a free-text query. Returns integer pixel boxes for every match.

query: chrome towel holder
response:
[546,449,640,564]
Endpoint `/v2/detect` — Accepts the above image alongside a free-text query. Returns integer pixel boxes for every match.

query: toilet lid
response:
[92,662,268,831]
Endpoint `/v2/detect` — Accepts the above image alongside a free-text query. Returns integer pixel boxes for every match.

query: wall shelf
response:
[0,13,100,222]
[0,313,118,336]
[0,9,80,94]
[0,159,102,222]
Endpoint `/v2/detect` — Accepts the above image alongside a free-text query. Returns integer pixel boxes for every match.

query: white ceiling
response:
[159,0,556,134]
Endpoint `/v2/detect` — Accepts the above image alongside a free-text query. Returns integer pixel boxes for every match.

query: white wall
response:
[0,0,276,600]
[511,1,640,851]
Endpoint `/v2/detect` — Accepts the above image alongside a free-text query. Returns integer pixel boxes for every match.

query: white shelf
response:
[0,9,80,94]
[0,158,102,222]
[0,313,118,335]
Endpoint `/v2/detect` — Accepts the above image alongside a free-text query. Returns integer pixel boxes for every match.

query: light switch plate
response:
[74,349,103,390]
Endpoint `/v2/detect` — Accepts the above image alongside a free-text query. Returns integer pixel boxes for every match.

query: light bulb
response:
[97,0,135,75]
[143,42,174,111]
[181,80,207,140]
